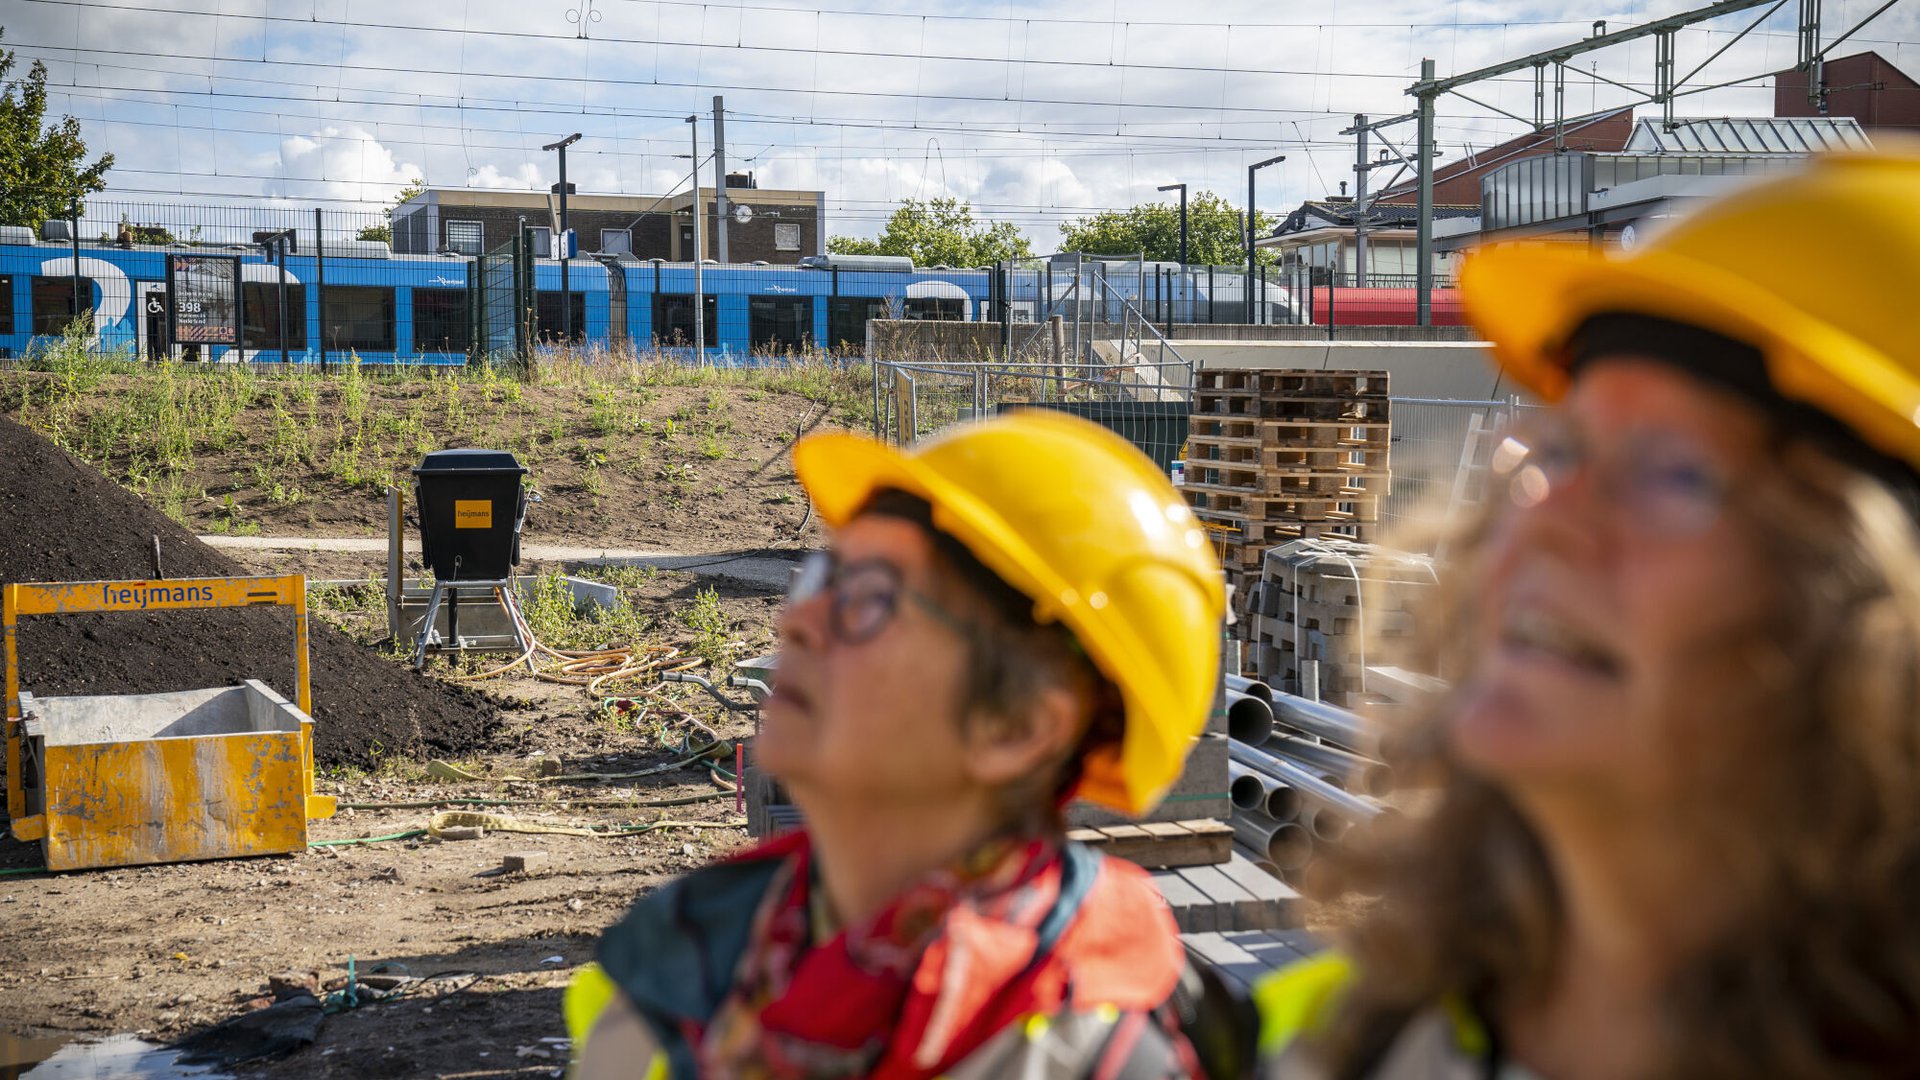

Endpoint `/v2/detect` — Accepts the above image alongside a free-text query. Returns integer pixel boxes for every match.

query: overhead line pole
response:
[687,115,705,362]
[1404,0,1787,323]
[713,96,729,264]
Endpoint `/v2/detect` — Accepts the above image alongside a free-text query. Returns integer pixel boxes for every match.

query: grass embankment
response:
[0,323,874,545]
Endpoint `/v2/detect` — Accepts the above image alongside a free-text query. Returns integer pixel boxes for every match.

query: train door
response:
[137,281,168,361]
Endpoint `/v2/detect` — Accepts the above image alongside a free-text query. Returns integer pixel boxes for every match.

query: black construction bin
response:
[412,449,529,581]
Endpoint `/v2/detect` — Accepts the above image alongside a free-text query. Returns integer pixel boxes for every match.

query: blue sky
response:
[8,0,1918,246]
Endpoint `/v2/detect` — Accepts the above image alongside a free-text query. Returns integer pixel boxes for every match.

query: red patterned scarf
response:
[698,833,1065,1079]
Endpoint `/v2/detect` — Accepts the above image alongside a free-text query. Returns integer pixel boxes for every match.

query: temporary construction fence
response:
[871,359,1193,474]
[1377,397,1534,544]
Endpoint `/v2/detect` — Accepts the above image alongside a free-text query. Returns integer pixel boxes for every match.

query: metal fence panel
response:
[1382,397,1517,545]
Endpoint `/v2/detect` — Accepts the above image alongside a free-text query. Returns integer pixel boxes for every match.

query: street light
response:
[1157,183,1188,267]
[541,133,582,344]
[1246,154,1286,325]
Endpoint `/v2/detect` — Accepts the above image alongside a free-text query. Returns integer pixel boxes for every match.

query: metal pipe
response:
[1265,733,1394,798]
[1271,691,1378,757]
[1296,804,1352,843]
[1225,673,1274,704]
[1230,741,1380,822]
[1231,812,1314,871]
[1227,690,1274,745]
[1229,760,1300,821]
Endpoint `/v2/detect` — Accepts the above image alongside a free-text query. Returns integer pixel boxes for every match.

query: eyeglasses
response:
[1488,415,1732,537]
[786,550,970,645]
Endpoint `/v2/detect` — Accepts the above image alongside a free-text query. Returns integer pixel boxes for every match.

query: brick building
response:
[1775,51,1920,138]
[391,180,826,264]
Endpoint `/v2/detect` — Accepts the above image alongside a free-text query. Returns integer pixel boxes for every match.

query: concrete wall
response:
[861,322,1527,403]
[1169,324,1480,343]
[1176,339,1522,401]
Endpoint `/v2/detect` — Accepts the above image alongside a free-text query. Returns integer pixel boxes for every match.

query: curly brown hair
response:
[1311,439,1920,1079]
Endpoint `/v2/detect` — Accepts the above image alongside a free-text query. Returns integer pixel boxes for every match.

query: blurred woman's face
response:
[1451,359,1779,810]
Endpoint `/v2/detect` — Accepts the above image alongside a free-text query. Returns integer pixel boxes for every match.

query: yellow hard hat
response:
[793,410,1225,816]
[1462,146,1920,470]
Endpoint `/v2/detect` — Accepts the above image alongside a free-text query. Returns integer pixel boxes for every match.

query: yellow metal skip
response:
[3,575,337,870]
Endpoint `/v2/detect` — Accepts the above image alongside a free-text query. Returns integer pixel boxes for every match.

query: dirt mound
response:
[0,415,499,768]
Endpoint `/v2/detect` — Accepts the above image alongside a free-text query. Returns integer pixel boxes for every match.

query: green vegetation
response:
[678,586,734,669]
[1059,190,1278,266]
[0,328,870,529]
[1,27,114,228]
[829,197,1031,267]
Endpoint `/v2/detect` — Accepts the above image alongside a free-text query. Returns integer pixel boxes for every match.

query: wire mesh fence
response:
[872,359,1192,472]
[5,195,1477,374]
[1381,397,1521,545]
[1,198,1003,368]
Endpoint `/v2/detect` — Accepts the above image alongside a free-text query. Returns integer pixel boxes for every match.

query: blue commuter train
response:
[0,233,994,365]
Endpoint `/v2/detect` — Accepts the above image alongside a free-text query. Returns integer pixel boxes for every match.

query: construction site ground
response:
[0,359,841,1076]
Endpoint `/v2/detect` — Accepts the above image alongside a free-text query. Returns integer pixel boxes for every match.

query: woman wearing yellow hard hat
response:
[567,410,1241,1079]
[1258,146,1920,1077]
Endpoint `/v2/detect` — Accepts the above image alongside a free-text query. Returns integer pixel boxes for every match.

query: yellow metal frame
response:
[3,575,336,849]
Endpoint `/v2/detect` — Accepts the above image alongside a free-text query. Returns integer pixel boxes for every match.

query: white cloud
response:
[13,0,1918,247]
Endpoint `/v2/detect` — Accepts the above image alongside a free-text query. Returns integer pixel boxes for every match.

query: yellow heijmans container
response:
[19,682,319,871]
[4,575,337,872]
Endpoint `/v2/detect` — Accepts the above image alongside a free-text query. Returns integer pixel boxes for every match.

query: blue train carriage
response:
[0,226,990,366]
[610,252,989,363]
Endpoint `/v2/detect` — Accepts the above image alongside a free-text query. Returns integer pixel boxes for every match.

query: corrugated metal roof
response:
[1623,116,1872,154]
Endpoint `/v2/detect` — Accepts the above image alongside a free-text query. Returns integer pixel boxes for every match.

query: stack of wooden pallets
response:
[1184,369,1390,576]
[1182,369,1392,659]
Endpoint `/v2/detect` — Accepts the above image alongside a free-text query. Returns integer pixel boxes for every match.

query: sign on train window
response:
[166,254,242,346]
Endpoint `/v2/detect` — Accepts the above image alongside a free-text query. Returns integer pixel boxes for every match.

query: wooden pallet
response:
[1257,370,1390,398]
[1263,419,1392,450]
[1194,369,1261,393]
[1066,818,1232,869]
[1184,485,1382,522]
[1185,460,1384,498]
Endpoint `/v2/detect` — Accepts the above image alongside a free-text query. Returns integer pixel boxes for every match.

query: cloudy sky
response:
[8,0,1918,245]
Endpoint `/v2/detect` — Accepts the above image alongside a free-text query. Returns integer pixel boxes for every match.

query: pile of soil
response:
[0,416,500,768]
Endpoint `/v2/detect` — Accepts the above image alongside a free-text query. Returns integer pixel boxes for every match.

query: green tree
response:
[356,176,427,243]
[0,27,114,228]
[1059,191,1276,267]
[827,197,1031,267]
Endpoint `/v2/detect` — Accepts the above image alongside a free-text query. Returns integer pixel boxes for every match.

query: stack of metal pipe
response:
[1224,675,1391,881]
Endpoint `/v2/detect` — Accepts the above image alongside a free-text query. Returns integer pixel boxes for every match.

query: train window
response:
[413,288,470,354]
[446,220,484,256]
[826,297,887,352]
[652,294,716,348]
[0,275,11,335]
[241,282,307,350]
[534,291,586,345]
[321,285,396,353]
[31,276,95,336]
[902,297,965,321]
[599,229,632,255]
[748,296,811,353]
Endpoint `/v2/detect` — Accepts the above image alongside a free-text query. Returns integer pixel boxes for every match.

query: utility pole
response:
[1415,60,1436,326]
[1158,183,1188,267]
[1352,116,1370,287]
[1246,155,1286,324]
[712,96,729,264]
[542,132,582,344]
[687,115,705,361]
